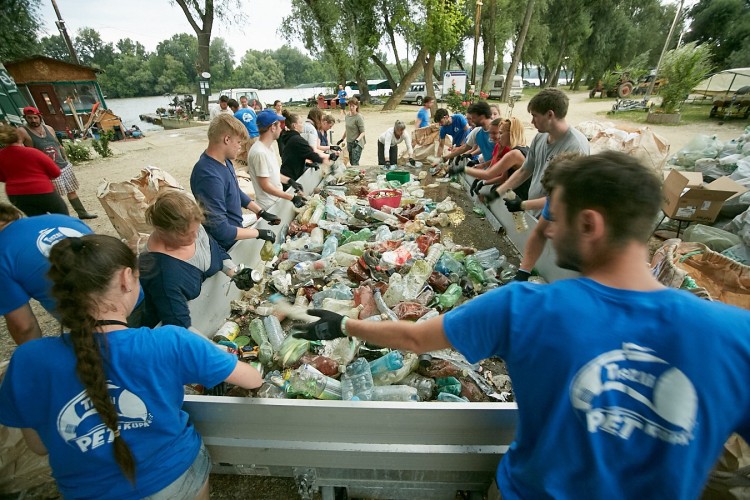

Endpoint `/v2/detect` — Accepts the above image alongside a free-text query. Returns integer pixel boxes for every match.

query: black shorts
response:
[339,102,346,110]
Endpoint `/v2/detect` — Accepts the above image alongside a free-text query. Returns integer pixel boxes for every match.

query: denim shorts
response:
[143,442,211,499]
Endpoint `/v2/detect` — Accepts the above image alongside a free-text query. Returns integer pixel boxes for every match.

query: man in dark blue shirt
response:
[435,108,469,159]
[190,114,278,250]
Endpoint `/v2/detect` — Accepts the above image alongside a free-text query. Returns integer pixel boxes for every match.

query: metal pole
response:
[646,0,684,99]
[471,0,483,88]
[50,0,80,65]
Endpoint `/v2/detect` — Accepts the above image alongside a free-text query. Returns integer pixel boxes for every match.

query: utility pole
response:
[646,0,684,99]
[50,0,80,65]
[471,0,483,88]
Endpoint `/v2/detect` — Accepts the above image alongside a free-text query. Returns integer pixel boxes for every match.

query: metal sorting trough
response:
[183,167,566,498]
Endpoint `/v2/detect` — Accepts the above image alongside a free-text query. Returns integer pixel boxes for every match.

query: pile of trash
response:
[194,168,518,403]
[666,126,750,264]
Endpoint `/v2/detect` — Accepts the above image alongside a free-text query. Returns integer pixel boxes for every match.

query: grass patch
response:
[595,100,726,126]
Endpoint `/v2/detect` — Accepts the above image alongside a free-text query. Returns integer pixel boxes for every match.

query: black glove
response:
[291,195,306,208]
[308,163,320,171]
[514,269,532,282]
[384,162,391,168]
[409,158,416,166]
[470,179,484,196]
[460,153,473,161]
[292,309,346,341]
[467,159,479,167]
[447,163,465,175]
[328,152,339,162]
[288,180,304,193]
[504,198,524,213]
[258,210,281,225]
[329,145,341,152]
[336,139,344,146]
[256,229,275,242]
[231,267,256,290]
[483,189,501,204]
[353,139,360,148]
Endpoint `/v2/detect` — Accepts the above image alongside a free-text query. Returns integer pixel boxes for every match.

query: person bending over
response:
[377,120,415,169]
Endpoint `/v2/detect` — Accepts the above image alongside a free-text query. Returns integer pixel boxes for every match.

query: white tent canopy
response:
[693,68,750,97]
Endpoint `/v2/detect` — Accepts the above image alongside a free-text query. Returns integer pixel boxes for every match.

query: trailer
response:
[183,167,570,499]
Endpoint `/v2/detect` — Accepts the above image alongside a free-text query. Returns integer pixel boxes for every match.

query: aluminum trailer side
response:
[183,167,573,498]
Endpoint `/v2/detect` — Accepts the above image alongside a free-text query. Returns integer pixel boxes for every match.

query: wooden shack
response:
[4,55,110,134]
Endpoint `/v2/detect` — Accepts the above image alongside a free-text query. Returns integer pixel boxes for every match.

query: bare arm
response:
[345,315,451,354]
[520,217,550,272]
[258,176,293,201]
[16,127,33,147]
[4,304,42,345]
[521,198,546,212]
[225,361,263,389]
[48,125,68,161]
[246,200,264,215]
[466,150,524,181]
[22,428,48,455]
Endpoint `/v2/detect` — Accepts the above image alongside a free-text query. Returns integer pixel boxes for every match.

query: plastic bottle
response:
[342,228,373,245]
[337,240,366,256]
[435,253,464,277]
[370,385,419,402]
[324,337,360,368]
[263,315,286,351]
[260,240,275,261]
[249,318,269,345]
[401,372,436,401]
[287,364,342,400]
[354,206,399,225]
[257,382,288,399]
[435,283,462,310]
[372,352,417,385]
[258,341,274,366]
[310,227,324,246]
[271,270,291,295]
[374,225,392,242]
[416,309,439,323]
[381,273,405,307]
[473,248,502,269]
[436,392,469,402]
[309,202,326,225]
[374,290,399,321]
[313,284,354,308]
[341,358,374,401]
[424,243,445,268]
[317,219,348,233]
[500,264,519,283]
[368,350,404,376]
[465,256,487,284]
[402,260,431,301]
[321,234,339,257]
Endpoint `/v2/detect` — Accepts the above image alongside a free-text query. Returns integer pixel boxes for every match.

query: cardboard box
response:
[662,169,748,223]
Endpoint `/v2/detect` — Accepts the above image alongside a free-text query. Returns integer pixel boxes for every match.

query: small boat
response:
[160,116,206,129]
[139,113,162,126]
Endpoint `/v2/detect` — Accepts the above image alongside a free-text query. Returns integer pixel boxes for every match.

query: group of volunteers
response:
[1,83,750,500]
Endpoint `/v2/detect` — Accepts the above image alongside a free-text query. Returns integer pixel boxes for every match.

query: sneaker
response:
[388,165,397,171]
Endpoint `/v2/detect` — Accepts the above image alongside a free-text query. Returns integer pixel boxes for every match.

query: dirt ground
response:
[1,91,747,499]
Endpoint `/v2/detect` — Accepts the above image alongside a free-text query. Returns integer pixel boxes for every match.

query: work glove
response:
[460,153,473,161]
[447,163,465,175]
[467,159,479,167]
[336,138,344,146]
[308,162,320,171]
[231,267,257,291]
[258,210,281,225]
[291,195,307,208]
[328,152,339,162]
[504,198,524,213]
[256,229,276,242]
[470,179,484,197]
[514,269,532,282]
[292,309,346,341]
[353,140,360,148]
[329,145,342,152]
[483,189,501,204]
[409,158,416,166]
[288,179,304,193]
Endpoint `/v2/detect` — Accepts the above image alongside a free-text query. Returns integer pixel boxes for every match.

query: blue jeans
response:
[144,442,211,499]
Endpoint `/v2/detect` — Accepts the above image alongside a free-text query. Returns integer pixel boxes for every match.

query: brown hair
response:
[348,97,360,112]
[145,189,204,234]
[47,234,138,482]
[528,88,569,118]
[0,202,23,224]
[282,109,300,129]
[306,107,323,129]
[322,113,336,125]
[207,114,248,143]
[0,124,20,145]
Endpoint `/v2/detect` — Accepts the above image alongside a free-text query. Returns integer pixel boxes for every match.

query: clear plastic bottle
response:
[374,290,399,321]
[424,243,445,268]
[402,260,431,301]
[263,315,286,351]
[372,352,417,385]
[368,350,404,376]
[473,248,502,269]
[370,385,418,401]
[257,382,288,399]
[401,372,436,401]
[313,284,354,308]
[309,202,326,225]
[381,273,405,307]
[287,250,322,263]
[286,365,342,400]
[341,358,374,401]
[321,234,339,257]
[310,227,325,247]
[285,235,311,251]
[436,392,469,402]
[374,225,392,242]
[248,319,268,346]
[317,219,348,233]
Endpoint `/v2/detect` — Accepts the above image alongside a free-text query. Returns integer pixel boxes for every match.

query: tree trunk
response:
[383,10,405,79]
[502,0,535,101]
[548,37,567,87]
[174,0,214,113]
[424,51,436,99]
[356,70,371,104]
[382,46,428,110]
[371,54,398,90]
[303,0,349,89]
[451,52,465,71]
[480,0,496,93]
[439,51,447,78]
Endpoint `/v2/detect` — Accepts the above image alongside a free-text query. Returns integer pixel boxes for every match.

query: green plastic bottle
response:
[260,240,275,261]
[435,283,462,310]
[464,256,487,284]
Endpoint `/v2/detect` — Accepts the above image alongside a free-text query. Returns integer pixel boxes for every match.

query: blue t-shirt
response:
[443,278,750,499]
[0,214,92,316]
[190,152,252,251]
[540,197,551,220]
[234,108,259,138]
[417,107,430,128]
[337,89,347,105]
[439,114,468,146]
[0,326,237,499]
[475,127,494,162]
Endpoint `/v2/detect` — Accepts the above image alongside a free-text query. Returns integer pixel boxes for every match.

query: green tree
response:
[0,0,42,61]
[98,54,156,97]
[74,28,115,68]
[39,34,70,61]
[659,42,713,114]
[686,0,750,68]
[231,49,285,89]
[209,37,235,89]
[155,54,191,94]
[156,33,198,84]
[116,38,148,59]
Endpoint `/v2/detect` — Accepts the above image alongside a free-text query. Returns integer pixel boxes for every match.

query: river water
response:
[107,86,333,132]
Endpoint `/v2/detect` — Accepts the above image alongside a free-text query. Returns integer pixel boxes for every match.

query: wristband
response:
[340,316,349,336]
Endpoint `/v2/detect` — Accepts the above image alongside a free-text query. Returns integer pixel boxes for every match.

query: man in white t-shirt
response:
[248,110,307,210]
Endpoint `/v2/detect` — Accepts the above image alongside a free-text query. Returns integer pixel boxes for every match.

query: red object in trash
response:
[367,189,402,210]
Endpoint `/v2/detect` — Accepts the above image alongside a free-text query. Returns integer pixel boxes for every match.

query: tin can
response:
[213,320,240,342]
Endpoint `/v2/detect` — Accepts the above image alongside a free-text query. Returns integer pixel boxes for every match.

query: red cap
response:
[23,106,41,116]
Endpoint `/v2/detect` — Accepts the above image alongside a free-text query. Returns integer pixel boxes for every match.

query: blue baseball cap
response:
[256,109,285,128]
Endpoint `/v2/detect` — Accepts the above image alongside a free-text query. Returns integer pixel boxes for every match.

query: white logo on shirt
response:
[569,343,697,445]
[57,382,153,452]
[36,227,87,257]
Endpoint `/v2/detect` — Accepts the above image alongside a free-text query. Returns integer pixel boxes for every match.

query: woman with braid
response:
[0,234,262,499]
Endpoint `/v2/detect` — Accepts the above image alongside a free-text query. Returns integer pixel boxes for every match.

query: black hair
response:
[434,108,449,122]
[467,101,491,119]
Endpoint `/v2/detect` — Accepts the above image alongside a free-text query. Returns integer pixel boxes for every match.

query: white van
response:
[488,75,524,100]
[401,82,442,105]
[217,88,266,109]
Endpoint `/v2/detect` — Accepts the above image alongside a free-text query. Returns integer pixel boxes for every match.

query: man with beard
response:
[295,151,750,500]
[17,107,97,219]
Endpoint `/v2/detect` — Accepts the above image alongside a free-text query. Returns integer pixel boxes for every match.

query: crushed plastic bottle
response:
[401,372,436,401]
[435,283,462,310]
[374,290,399,321]
[374,225,392,242]
[257,382,288,399]
[287,364,342,400]
[317,219,348,233]
[465,256,487,284]
[372,352,418,385]
[436,392,469,402]
[341,358,374,401]
[402,260,432,301]
[321,234,339,257]
[368,350,404,376]
[313,284,354,308]
[263,315,286,351]
[370,385,419,401]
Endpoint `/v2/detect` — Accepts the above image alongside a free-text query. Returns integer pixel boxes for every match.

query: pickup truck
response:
[183,167,570,499]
